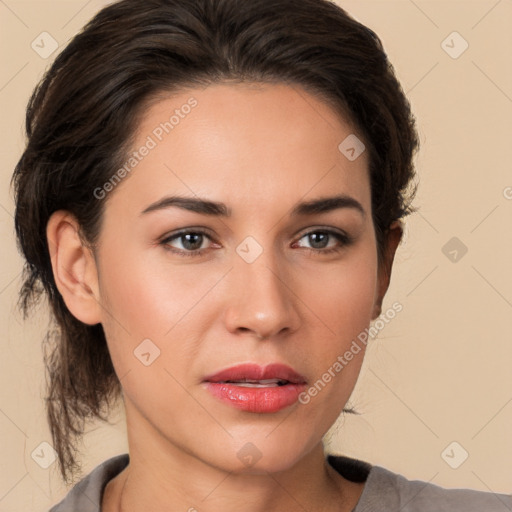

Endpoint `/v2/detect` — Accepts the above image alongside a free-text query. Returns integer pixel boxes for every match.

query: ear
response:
[372,220,403,319]
[46,211,102,325]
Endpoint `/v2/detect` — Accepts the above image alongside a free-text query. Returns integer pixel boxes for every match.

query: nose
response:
[223,248,302,341]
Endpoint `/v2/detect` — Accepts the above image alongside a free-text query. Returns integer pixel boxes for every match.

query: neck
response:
[105,403,363,512]
[114,450,359,512]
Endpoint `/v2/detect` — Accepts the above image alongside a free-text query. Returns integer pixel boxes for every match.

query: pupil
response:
[183,233,202,250]
[309,232,328,249]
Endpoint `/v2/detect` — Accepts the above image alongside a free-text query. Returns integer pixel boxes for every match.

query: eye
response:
[294,229,353,254]
[160,229,215,257]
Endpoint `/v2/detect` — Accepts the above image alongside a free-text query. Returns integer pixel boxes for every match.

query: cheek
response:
[301,242,378,339]
[96,244,223,381]
[98,244,201,334]
[296,307,372,439]
[294,240,377,404]
[95,248,176,369]
[96,262,201,414]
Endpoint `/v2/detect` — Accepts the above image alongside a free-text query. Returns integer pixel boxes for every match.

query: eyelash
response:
[159,228,354,258]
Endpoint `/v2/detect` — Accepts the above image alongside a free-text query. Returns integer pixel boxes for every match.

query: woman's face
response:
[92,82,393,473]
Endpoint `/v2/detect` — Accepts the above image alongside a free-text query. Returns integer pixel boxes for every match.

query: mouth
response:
[203,363,307,413]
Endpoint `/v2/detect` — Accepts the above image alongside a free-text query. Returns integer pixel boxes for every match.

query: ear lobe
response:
[372,220,403,320]
[46,211,102,325]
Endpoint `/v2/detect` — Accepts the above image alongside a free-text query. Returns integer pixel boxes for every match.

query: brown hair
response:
[12,0,419,483]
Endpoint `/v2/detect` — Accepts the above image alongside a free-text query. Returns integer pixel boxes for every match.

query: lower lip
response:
[204,382,307,413]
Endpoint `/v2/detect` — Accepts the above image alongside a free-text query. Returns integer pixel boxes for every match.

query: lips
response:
[203,363,307,413]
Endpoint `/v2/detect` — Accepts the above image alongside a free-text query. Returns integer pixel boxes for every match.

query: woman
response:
[11,0,511,510]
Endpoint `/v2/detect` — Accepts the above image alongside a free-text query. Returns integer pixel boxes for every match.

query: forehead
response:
[106,82,371,220]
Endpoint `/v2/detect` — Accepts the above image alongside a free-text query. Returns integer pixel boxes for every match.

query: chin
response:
[201,428,317,476]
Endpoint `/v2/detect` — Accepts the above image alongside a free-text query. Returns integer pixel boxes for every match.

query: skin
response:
[47,82,402,512]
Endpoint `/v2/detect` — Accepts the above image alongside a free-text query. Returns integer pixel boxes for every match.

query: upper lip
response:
[203,363,307,384]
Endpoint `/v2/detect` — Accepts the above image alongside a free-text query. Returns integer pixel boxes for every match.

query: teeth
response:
[222,378,288,387]
[254,378,284,385]
[231,382,279,388]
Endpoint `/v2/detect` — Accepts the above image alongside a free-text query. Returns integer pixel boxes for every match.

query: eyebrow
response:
[140,194,365,218]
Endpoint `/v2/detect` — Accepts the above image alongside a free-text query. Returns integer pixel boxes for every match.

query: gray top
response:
[49,453,512,511]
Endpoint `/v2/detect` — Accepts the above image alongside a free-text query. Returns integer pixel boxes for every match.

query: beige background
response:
[1,0,511,510]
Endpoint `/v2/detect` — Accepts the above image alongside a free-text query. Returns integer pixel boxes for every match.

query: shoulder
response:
[49,454,129,512]
[360,464,512,512]
[327,454,512,512]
